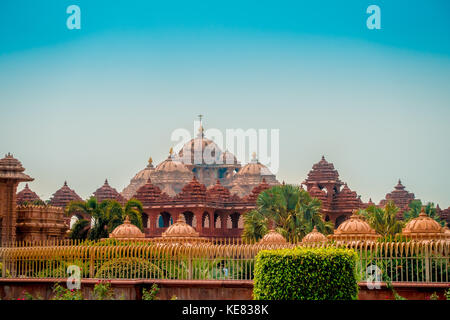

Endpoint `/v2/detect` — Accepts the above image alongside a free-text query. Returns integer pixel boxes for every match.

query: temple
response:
[378,179,417,219]
[302,156,363,227]
[1,120,449,243]
[133,177,270,238]
[0,154,67,244]
[121,120,279,200]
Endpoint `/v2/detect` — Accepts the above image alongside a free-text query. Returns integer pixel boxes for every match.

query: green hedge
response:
[253,247,358,300]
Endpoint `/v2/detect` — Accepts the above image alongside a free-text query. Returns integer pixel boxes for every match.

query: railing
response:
[0,240,448,283]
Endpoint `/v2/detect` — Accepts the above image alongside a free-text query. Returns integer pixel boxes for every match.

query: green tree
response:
[66,197,144,240]
[242,184,333,242]
[358,201,404,238]
[69,219,90,240]
[404,200,445,226]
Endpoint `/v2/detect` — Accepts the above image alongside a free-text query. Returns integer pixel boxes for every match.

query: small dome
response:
[156,151,191,174]
[162,215,199,238]
[329,211,380,242]
[302,226,327,243]
[402,208,445,240]
[236,153,274,176]
[444,226,450,239]
[109,216,145,239]
[258,229,287,244]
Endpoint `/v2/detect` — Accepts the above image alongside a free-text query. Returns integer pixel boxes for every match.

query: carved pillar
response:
[194,209,203,235]
[0,180,19,245]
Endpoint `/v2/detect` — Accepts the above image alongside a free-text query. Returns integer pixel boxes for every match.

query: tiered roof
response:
[332,183,363,212]
[174,177,207,203]
[379,179,416,213]
[303,156,342,185]
[49,181,82,208]
[16,184,41,204]
[93,179,125,204]
[206,180,231,203]
[134,179,171,206]
[242,179,270,203]
[0,153,34,182]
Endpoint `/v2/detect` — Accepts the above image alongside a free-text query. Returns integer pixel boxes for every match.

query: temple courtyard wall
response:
[0,278,448,300]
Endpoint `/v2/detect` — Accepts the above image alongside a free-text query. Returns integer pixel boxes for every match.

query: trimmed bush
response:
[253,247,358,300]
[95,257,160,279]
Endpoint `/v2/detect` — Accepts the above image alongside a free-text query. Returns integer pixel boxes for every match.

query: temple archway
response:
[214,212,221,229]
[69,215,79,229]
[335,215,348,229]
[202,212,210,228]
[142,213,149,229]
[157,212,173,228]
[229,212,240,229]
[182,211,194,226]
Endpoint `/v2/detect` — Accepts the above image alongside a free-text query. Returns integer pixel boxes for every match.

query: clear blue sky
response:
[1,1,449,207]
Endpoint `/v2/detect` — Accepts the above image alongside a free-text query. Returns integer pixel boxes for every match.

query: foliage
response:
[95,257,160,279]
[0,262,11,278]
[93,280,115,300]
[253,247,358,300]
[69,219,90,240]
[243,184,333,242]
[445,289,450,300]
[51,283,83,300]
[18,290,43,300]
[66,197,144,240]
[36,259,90,278]
[429,292,439,300]
[358,201,404,237]
[404,200,445,226]
[142,284,159,300]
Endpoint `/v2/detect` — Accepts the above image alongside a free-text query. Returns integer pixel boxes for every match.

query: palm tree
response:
[242,184,333,242]
[358,201,404,238]
[66,197,144,240]
[404,200,445,226]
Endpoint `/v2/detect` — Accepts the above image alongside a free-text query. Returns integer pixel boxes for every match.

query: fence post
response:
[424,244,430,283]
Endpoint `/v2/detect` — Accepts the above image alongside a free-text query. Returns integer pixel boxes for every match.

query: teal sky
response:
[1,1,449,207]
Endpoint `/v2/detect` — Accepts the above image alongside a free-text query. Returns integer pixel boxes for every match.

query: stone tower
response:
[0,153,33,245]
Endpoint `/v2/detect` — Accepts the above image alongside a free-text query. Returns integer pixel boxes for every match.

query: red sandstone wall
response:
[0,279,447,300]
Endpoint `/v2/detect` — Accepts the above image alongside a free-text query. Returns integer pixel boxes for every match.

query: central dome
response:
[178,136,224,166]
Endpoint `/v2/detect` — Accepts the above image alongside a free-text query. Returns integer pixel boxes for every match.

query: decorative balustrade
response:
[0,239,448,283]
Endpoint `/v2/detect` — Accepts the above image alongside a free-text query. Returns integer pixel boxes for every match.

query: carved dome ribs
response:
[109,216,145,239]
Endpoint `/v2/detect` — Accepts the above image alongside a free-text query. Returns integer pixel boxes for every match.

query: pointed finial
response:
[177,214,186,224]
[419,206,427,217]
[169,147,173,157]
[398,179,402,185]
[148,157,153,165]
[25,183,29,189]
[124,215,131,224]
[321,155,325,161]
[64,181,68,187]
[104,179,109,185]
[313,226,318,232]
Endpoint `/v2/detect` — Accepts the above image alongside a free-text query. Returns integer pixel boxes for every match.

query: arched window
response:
[157,212,173,228]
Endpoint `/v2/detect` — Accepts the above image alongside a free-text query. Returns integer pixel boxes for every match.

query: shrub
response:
[95,257,160,279]
[142,284,159,300]
[0,262,11,278]
[253,247,358,300]
[51,283,83,300]
[93,280,115,300]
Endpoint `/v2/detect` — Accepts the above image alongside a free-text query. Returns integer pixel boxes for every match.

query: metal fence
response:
[0,239,448,283]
